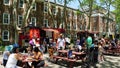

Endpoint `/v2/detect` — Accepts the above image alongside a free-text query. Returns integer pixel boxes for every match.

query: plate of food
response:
[26,57,33,60]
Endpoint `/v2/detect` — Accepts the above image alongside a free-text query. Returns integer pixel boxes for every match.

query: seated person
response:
[31,47,45,68]
[48,39,54,59]
[26,45,33,56]
[2,46,12,67]
[19,46,28,53]
[74,45,82,52]
[6,47,23,68]
[68,46,75,59]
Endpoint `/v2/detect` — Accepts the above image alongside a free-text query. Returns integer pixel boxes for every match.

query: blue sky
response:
[50,0,79,9]
[67,0,79,9]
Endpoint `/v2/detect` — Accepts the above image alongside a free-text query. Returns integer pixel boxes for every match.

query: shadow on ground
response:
[46,57,91,68]
[45,55,120,68]
[98,55,120,68]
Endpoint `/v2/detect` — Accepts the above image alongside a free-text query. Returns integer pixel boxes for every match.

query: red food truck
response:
[18,26,65,46]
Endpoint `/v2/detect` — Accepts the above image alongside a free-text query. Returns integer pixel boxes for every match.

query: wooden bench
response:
[105,48,120,55]
[53,56,76,68]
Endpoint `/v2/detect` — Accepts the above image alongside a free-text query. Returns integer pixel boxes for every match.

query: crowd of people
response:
[1,33,120,68]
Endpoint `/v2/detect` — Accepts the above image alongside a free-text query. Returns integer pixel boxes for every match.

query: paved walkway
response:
[0,54,120,68]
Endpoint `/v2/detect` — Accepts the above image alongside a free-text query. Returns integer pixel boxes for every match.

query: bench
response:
[53,56,76,68]
[105,48,120,55]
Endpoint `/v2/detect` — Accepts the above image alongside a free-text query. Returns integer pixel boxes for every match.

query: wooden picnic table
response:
[53,50,86,68]
[105,46,120,55]
[58,50,86,59]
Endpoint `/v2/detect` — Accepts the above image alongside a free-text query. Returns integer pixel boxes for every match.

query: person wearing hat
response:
[2,45,13,67]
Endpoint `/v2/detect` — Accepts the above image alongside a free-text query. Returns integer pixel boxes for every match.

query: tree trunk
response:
[63,0,67,29]
[87,0,94,31]
[23,0,35,27]
[13,0,18,43]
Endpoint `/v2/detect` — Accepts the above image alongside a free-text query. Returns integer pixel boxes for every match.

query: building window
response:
[61,10,63,17]
[54,20,57,28]
[53,8,56,15]
[44,4,48,13]
[74,14,77,19]
[93,17,97,23]
[73,23,76,30]
[68,11,71,17]
[4,0,9,5]
[67,23,70,29]
[2,30,9,41]
[44,19,48,27]
[31,17,36,26]
[45,0,48,1]
[19,0,24,8]
[32,3,36,11]
[3,13,10,24]
[18,15,23,26]
[104,19,107,23]
[61,22,64,28]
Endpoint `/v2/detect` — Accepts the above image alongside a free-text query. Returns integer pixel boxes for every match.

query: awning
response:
[77,30,99,34]
[43,28,59,33]
[42,28,65,33]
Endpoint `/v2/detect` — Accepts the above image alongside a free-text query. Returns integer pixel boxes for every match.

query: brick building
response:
[91,9,116,37]
[0,0,116,45]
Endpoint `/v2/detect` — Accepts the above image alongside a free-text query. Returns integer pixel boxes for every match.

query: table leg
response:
[69,61,74,68]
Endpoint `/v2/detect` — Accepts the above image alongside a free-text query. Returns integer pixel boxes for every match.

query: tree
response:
[100,0,115,33]
[113,0,120,23]
[57,0,74,29]
[12,0,36,43]
[78,0,97,31]
[46,0,64,28]
[113,0,120,34]
[23,0,36,26]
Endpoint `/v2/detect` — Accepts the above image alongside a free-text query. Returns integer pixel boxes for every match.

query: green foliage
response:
[0,46,5,51]
[0,37,2,46]
[57,0,74,4]
[70,38,74,44]
[76,10,83,15]
[78,0,97,30]
[112,0,120,23]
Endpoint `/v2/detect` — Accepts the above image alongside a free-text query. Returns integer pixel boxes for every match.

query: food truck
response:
[18,26,65,46]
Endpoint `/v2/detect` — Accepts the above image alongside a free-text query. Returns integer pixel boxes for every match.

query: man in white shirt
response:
[57,34,65,50]
[65,37,70,45]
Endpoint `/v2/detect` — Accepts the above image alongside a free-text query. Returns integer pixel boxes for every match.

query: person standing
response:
[86,35,93,49]
[65,37,70,49]
[98,40,105,63]
[57,34,66,50]
[85,34,93,67]
[44,36,50,53]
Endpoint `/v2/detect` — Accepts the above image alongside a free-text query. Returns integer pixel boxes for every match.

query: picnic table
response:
[105,46,120,55]
[17,53,40,67]
[53,50,86,68]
